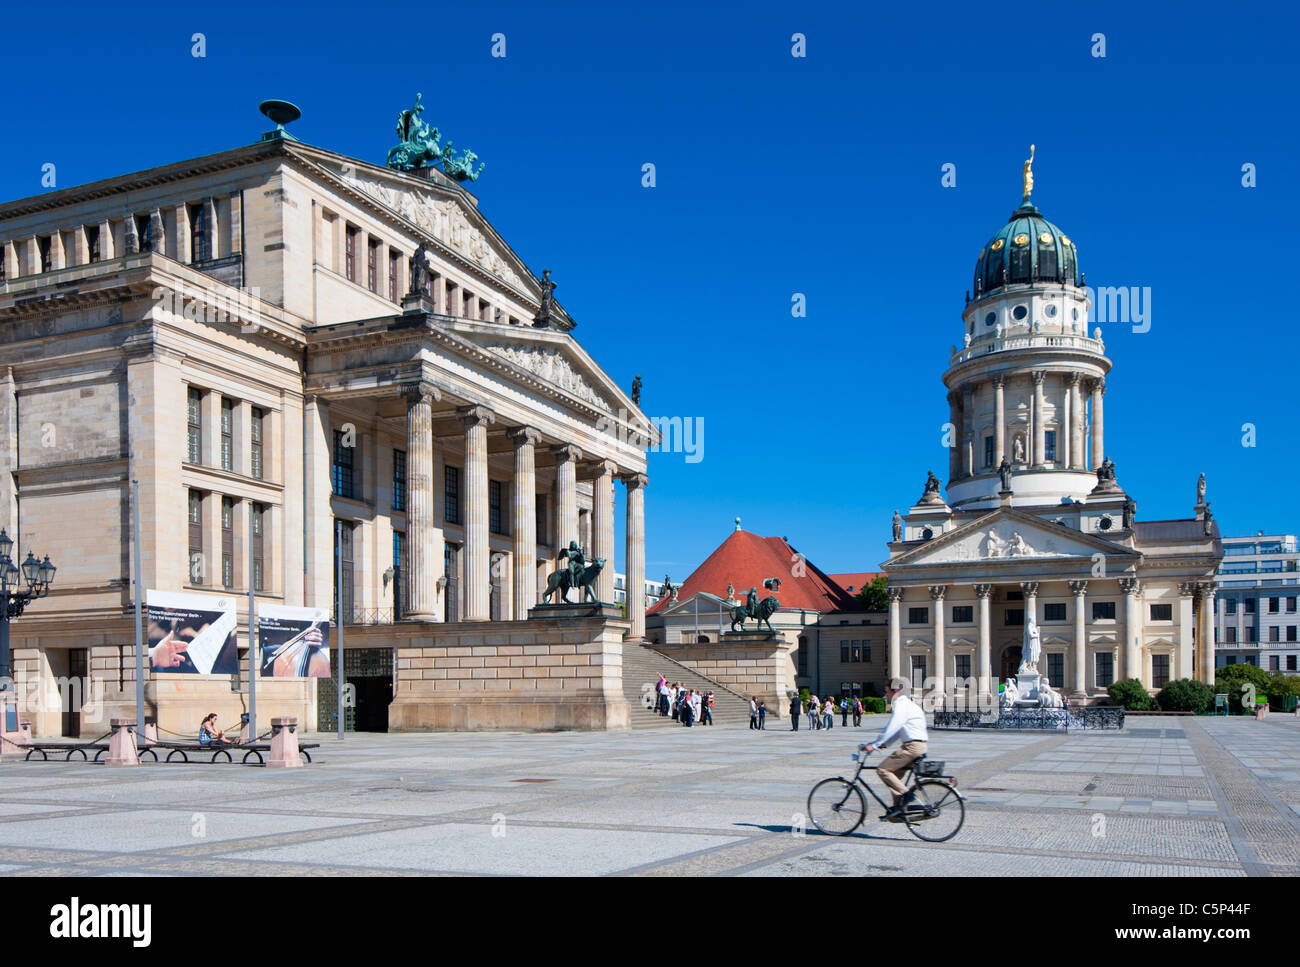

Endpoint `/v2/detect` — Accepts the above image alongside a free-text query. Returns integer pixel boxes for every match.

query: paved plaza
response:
[0,714,1297,876]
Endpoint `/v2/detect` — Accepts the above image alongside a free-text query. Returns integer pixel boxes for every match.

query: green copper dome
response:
[973,203,1080,298]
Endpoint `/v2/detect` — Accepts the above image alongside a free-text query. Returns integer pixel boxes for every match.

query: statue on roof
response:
[442,146,486,182]
[998,457,1013,493]
[631,375,642,407]
[409,241,431,297]
[533,269,557,329]
[892,510,902,542]
[1196,472,1206,506]
[1022,144,1036,205]
[387,93,447,172]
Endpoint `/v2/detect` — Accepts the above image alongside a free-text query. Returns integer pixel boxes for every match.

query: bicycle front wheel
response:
[807,778,866,836]
[903,779,965,842]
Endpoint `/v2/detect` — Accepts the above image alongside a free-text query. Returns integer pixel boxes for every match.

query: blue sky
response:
[4,1,1297,579]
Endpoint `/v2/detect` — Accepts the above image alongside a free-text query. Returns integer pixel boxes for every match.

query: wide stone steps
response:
[620,643,756,729]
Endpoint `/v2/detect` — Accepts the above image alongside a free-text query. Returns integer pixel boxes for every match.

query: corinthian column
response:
[975,584,993,703]
[887,587,904,683]
[1070,580,1088,695]
[624,473,647,639]
[461,405,495,621]
[1120,578,1142,684]
[993,375,1006,467]
[1031,371,1046,468]
[552,445,582,550]
[591,460,617,604]
[404,382,440,620]
[930,585,946,706]
[1069,373,1084,470]
[510,427,541,618]
[1197,583,1216,684]
[1090,379,1105,470]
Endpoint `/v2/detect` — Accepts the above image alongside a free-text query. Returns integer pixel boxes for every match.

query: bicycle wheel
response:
[903,779,965,842]
[807,778,866,836]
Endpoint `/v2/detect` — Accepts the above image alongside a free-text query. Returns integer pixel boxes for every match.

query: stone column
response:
[1070,580,1088,696]
[461,405,495,621]
[624,473,648,639]
[887,587,904,683]
[510,427,540,618]
[929,585,946,705]
[1031,371,1046,468]
[992,375,1006,467]
[1197,583,1216,684]
[552,445,582,548]
[1120,578,1142,684]
[961,386,975,475]
[1060,376,1071,468]
[175,204,192,264]
[1177,582,1197,682]
[591,461,617,604]
[404,383,440,620]
[975,583,993,702]
[1068,373,1084,470]
[205,197,219,259]
[947,392,961,482]
[1090,378,1105,470]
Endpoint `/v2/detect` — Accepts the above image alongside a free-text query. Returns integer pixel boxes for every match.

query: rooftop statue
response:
[441,146,486,182]
[387,93,447,172]
[1022,144,1035,205]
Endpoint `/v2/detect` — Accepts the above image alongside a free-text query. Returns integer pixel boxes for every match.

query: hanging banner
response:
[258,605,331,678]
[146,590,239,675]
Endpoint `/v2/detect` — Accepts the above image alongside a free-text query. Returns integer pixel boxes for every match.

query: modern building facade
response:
[0,109,651,734]
[880,158,1222,706]
[1214,533,1300,673]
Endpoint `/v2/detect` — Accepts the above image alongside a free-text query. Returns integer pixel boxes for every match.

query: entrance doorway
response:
[63,649,88,737]
[317,647,393,732]
[1000,646,1022,681]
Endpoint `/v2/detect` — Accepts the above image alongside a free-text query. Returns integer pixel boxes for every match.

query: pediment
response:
[889,509,1138,570]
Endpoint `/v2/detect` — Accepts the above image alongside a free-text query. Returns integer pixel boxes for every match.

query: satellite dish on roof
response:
[259,100,302,141]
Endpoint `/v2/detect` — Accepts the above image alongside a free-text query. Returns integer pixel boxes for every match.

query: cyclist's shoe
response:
[881,806,905,823]
[900,790,917,806]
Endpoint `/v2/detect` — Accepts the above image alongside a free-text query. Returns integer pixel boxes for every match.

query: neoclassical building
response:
[0,107,650,734]
[882,159,1222,706]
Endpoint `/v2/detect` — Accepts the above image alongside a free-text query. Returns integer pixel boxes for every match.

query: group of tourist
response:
[788,694,869,731]
[654,676,715,727]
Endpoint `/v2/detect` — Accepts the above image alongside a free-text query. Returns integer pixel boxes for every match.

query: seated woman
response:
[198,713,235,746]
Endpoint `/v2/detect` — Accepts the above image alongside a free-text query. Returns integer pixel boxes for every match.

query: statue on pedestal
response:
[998,458,1012,493]
[1019,617,1041,674]
[918,471,944,505]
[1196,472,1206,506]
[409,241,431,297]
[540,544,605,604]
[892,510,902,542]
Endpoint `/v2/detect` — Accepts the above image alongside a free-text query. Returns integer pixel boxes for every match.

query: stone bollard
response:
[1255,704,1269,721]
[143,718,158,746]
[266,716,302,769]
[106,718,140,767]
[238,712,250,745]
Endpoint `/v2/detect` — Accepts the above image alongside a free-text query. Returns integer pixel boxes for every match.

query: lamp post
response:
[0,528,56,691]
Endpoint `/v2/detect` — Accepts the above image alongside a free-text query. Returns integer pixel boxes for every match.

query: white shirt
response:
[871,694,927,748]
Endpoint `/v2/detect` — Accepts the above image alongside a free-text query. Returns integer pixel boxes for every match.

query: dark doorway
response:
[1000,646,1022,681]
[317,647,392,732]
[63,649,87,738]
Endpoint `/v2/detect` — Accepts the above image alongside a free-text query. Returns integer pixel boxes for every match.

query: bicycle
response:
[806,744,966,842]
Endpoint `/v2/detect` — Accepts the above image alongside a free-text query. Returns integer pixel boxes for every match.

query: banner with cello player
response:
[258,605,331,678]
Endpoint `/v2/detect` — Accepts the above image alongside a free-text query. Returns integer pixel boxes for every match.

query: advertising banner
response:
[146,590,239,675]
[258,605,331,678]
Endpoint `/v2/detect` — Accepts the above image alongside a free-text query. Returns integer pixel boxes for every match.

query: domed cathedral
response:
[882,147,1222,708]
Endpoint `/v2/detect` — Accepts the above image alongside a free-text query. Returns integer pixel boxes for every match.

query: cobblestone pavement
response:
[0,713,1296,876]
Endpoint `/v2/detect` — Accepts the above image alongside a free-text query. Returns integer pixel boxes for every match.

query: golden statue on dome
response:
[1022,143,1036,204]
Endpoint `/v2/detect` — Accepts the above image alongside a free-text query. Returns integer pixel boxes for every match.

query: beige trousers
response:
[876,740,928,802]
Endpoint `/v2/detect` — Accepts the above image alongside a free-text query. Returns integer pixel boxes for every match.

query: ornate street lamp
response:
[0,529,56,690]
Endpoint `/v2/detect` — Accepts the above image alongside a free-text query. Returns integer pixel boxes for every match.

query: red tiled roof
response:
[647,530,861,616]
[827,572,886,594]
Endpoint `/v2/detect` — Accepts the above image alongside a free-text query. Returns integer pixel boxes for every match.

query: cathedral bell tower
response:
[943,146,1111,511]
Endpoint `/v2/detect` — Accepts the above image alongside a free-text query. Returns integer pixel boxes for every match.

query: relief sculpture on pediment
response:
[484,342,611,412]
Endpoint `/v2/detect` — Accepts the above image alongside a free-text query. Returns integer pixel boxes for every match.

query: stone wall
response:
[652,632,795,719]
[382,612,631,731]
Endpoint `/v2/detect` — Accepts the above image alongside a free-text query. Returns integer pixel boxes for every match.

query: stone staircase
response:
[620,643,755,729]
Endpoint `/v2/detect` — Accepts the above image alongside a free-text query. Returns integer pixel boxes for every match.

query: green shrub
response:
[862,697,886,714]
[1108,678,1156,711]
[864,682,880,699]
[1156,678,1214,714]
[1267,674,1300,710]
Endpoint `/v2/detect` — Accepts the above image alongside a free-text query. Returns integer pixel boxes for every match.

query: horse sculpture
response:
[729,595,780,634]
[541,557,607,604]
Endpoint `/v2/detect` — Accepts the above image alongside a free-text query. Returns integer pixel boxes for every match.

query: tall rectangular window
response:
[1226,598,1238,615]
[345,226,358,282]
[187,388,202,463]
[392,530,405,620]
[1152,654,1170,689]
[389,250,400,302]
[392,449,407,513]
[1227,627,1237,644]
[444,466,461,525]
[1245,598,1257,614]
[251,502,265,592]
[189,202,208,262]
[220,398,233,471]
[1045,430,1057,463]
[87,225,101,263]
[840,642,850,663]
[1096,652,1115,688]
[334,520,354,622]
[797,640,808,677]
[862,642,871,663]
[135,214,153,253]
[489,480,504,535]
[1047,652,1064,686]
[536,494,548,546]
[1269,597,1280,613]
[188,490,203,584]
[984,436,994,468]
[955,654,972,681]
[1288,626,1297,643]
[221,496,234,589]
[851,641,861,663]
[332,429,356,499]
[38,236,52,272]
[367,238,380,292]
[1269,626,1280,643]
[250,407,264,479]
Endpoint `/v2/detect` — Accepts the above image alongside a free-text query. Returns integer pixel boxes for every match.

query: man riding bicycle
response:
[862,676,928,821]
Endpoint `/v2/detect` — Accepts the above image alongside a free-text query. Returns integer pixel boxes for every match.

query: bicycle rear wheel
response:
[807,778,866,836]
[903,779,965,842]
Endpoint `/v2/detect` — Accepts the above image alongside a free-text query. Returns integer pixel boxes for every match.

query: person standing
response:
[758,701,767,730]
[749,696,759,730]
[702,691,713,726]
[808,695,819,730]
[841,697,849,727]
[692,690,702,726]
[864,677,929,820]
[670,683,679,721]
[825,698,835,730]
[852,697,862,728]
[790,694,801,731]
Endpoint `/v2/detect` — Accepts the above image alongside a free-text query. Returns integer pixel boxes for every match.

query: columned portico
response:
[623,473,647,640]
[975,583,993,698]
[1070,579,1088,695]
[929,585,946,701]
[591,460,617,604]
[461,405,495,621]
[404,382,440,620]
[1120,577,1141,683]
[553,445,582,547]
[510,427,541,618]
